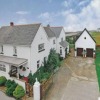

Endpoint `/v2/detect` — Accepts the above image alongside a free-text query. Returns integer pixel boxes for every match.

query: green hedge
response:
[0,76,7,86]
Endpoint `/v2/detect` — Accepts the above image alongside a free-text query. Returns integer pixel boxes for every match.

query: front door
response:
[86,48,93,57]
[9,66,17,77]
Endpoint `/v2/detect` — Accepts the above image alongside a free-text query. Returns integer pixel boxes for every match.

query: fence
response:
[40,75,53,99]
[26,83,33,97]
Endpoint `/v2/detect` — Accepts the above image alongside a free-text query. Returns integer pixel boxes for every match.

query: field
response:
[95,47,100,91]
[91,32,100,45]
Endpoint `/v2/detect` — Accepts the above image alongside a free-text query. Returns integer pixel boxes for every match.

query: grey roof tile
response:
[0,24,41,45]
[59,40,69,48]
[44,27,55,38]
[50,27,63,38]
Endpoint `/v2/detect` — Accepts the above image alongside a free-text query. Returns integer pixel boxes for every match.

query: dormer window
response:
[13,46,17,56]
[0,45,4,54]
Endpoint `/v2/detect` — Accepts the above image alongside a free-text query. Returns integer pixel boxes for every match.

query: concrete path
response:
[62,77,99,100]
[0,91,15,100]
[44,56,99,100]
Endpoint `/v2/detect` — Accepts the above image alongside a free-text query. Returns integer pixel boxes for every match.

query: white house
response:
[75,28,96,58]
[44,25,69,58]
[0,22,69,83]
[0,22,50,82]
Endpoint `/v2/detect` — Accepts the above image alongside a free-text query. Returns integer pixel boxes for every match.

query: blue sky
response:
[0,0,100,31]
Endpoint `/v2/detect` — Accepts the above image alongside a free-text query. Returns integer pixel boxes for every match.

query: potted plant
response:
[22,67,26,71]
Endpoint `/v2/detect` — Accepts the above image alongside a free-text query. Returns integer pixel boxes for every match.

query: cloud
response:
[38,12,53,24]
[62,0,100,31]
[62,1,69,7]
[16,11,30,15]
[16,18,27,24]
[79,0,88,6]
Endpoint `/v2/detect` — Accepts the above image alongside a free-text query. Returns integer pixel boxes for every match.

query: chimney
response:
[47,24,50,27]
[10,22,14,26]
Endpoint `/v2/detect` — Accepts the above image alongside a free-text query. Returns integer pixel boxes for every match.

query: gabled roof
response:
[59,40,69,48]
[44,27,55,38]
[50,27,63,38]
[75,28,96,43]
[0,23,41,45]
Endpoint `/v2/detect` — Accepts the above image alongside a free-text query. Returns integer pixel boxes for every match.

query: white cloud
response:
[79,0,88,6]
[62,0,100,31]
[38,12,53,24]
[16,11,30,15]
[16,18,27,24]
[62,1,69,7]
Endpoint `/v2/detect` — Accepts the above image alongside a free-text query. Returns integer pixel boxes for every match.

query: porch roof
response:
[59,40,69,48]
[0,55,28,67]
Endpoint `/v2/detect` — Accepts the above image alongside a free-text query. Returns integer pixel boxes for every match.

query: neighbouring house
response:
[75,28,96,58]
[0,22,69,86]
[50,26,69,58]
[44,25,69,58]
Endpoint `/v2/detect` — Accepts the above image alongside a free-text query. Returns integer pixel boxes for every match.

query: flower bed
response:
[0,76,25,100]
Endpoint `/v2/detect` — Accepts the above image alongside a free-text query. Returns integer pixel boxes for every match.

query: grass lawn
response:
[95,49,100,91]
[91,32,100,45]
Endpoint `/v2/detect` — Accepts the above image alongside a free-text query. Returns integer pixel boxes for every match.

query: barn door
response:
[77,48,83,56]
[86,48,93,57]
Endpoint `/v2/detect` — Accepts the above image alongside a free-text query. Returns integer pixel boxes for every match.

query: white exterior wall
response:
[30,25,50,74]
[1,45,31,77]
[17,46,31,76]
[75,31,96,50]
[0,62,10,79]
[49,37,56,51]
[56,29,67,58]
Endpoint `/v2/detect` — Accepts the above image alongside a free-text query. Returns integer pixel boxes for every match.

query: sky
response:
[0,0,100,31]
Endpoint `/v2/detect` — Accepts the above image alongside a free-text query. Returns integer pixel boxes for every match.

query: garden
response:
[95,47,100,91]
[0,76,25,100]
[28,49,61,85]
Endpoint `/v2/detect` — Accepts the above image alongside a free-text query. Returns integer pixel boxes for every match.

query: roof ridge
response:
[1,23,41,27]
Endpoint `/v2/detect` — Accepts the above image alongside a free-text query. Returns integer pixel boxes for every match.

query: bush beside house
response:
[0,76,7,86]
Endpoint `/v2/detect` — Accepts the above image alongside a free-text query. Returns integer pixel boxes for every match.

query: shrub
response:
[5,80,15,88]
[6,82,17,96]
[13,85,25,99]
[0,76,7,86]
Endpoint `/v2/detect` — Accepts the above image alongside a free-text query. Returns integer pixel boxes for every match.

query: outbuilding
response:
[75,28,96,58]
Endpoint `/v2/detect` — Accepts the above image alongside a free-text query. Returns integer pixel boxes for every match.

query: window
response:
[37,60,40,69]
[60,47,62,55]
[44,57,47,62]
[84,37,86,39]
[13,46,17,56]
[0,45,4,54]
[0,64,6,72]
[38,43,45,52]
[61,38,63,41]
[53,40,55,44]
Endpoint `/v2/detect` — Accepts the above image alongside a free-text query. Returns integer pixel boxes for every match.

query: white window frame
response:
[38,43,45,52]
[13,46,17,56]
[37,60,40,69]
[53,40,55,44]
[0,64,6,72]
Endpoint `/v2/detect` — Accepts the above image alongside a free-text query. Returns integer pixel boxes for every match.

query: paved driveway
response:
[44,56,99,100]
[0,91,15,100]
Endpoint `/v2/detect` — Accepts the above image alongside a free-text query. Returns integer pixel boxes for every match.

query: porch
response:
[0,55,28,79]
